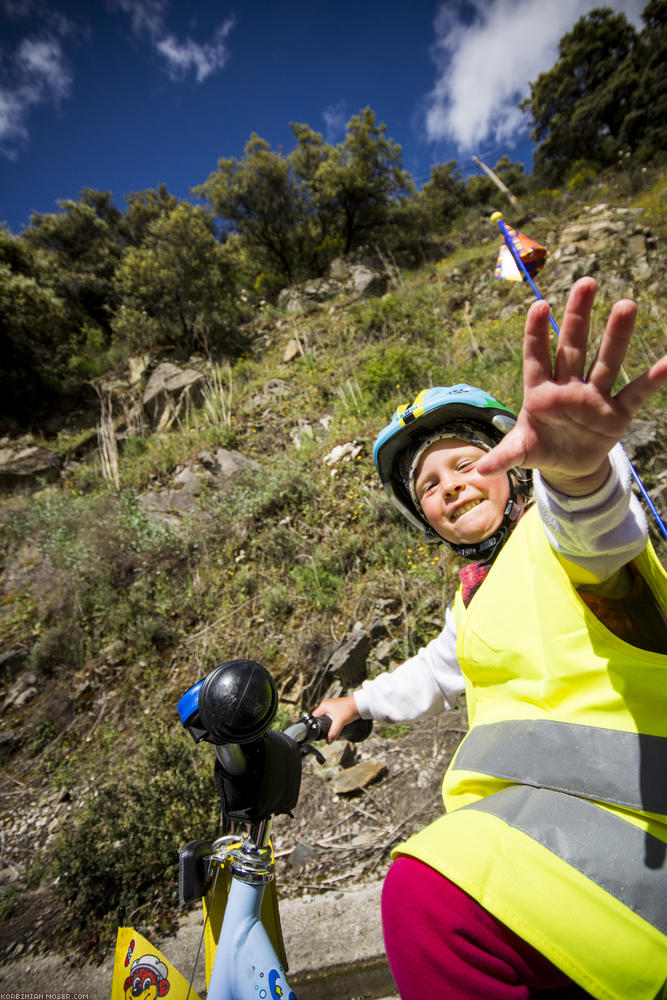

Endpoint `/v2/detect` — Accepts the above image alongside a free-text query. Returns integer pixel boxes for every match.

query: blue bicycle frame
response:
[177,660,372,1000]
[205,826,296,1000]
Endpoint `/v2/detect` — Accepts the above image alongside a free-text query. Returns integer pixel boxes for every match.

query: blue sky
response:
[0,0,647,234]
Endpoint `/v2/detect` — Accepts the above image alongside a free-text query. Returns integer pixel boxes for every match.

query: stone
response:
[588,220,625,241]
[326,631,371,688]
[173,467,202,495]
[318,741,356,770]
[142,362,205,430]
[127,355,151,385]
[331,759,387,795]
[45,692,76,733]
[0,648,28,682]
[374,638,400,666]
[0,445,60,493]
[2,670,38,712]
[346,264,389,298]
[278,262,388,314]
[290,422,314,449]
[214,448,260,477]
[99,640,125,664]
[278,288,320,314]
[560,225,589,243]
[622,419,663,463]
[0,730,19,761]
[137,489,198,522]
[286,840,317,870]
[322,441,363,468]
[328,258,390,298]
[283,338,302,362]
[626,233,647,257]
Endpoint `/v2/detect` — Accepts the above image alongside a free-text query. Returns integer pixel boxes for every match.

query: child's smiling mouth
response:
[450,498,484,522]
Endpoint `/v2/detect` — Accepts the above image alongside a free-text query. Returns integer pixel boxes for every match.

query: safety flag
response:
[110,925,201,1000]
[494,223,546,281]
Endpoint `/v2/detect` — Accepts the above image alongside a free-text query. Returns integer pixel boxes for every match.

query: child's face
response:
[414,438,510,546]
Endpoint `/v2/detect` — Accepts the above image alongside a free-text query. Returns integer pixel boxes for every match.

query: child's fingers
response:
[522,300,554,391]
[585,299,637,394]
[476,429,529,477]
[553,278,597,383]
[615,355,667,415]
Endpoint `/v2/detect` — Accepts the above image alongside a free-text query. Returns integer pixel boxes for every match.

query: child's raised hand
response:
[476,277,667,496]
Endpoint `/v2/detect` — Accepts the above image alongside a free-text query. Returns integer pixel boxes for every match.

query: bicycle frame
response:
[176,661,372,1000]
[206,825,296,1000]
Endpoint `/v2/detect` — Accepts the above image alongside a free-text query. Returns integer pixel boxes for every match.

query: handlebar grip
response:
[341,718,373,742]
[315,715,373,742]
[315,715,332,738]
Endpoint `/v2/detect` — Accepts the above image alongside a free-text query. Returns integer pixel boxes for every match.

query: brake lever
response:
[300,743,326,765]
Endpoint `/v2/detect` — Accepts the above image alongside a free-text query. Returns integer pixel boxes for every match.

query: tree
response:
[618,0,667,159]
[465,157,529,210]
[522,8,639,185]
[196,108,414,291]
[24,188,125,340]
[120,184,179,247]
[112,203,242,357]
[306,108,414,255]
[0,226,71,419]
[195,135,311,286]
[419,161,466,229]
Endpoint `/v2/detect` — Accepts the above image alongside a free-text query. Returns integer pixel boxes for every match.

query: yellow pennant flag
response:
[110,926,201,1000]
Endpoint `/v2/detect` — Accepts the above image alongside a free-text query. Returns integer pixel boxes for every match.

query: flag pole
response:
[491,212,667,542]
[491,212,560,335]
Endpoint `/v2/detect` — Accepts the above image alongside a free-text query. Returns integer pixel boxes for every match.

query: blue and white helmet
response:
[373,384,530,561]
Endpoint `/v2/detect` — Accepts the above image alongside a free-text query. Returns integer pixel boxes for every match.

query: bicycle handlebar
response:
[283,712,373,746]
[179,662,374,826]
[179,660,373,751]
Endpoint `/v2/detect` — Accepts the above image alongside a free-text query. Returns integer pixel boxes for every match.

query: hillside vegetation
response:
[0,161,666,960]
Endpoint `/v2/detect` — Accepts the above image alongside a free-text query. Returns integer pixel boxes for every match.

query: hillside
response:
[0,169,666,967]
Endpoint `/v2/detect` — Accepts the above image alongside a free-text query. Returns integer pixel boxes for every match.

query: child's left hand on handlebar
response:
[476,277,667,497]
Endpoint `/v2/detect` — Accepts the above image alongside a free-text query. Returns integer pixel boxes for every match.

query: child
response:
[314,278,667,1000]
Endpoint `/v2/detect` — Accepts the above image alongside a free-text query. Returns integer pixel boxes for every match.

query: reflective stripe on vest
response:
[465,785,667,936]
[451,719,667,814]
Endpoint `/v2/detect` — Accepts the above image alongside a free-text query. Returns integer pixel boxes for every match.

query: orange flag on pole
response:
[494,224,546,281]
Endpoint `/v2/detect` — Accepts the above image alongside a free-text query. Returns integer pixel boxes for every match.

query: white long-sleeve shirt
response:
[353,445,649,724]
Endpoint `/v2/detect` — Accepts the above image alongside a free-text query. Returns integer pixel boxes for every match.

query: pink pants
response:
[382,856,592,998]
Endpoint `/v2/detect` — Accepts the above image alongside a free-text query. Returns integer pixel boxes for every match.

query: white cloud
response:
[0,30,72,156]
[425,0,646,151]
[116,0,235,82]
[322,100,347,142]
[17,36,70,99]
[0,0,39,16]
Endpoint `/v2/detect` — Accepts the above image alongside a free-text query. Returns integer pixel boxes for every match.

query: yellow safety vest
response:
[397,507,667,1000]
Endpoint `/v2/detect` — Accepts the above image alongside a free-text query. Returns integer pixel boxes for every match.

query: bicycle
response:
[175,657,373,1000]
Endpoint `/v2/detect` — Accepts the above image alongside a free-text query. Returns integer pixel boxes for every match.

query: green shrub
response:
[359,343,422,404]
[52,723,219,952]
[262,584,295,622]
[123,436,148,458]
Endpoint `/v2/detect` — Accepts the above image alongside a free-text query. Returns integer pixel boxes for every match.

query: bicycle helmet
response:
[373,384,531,561]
